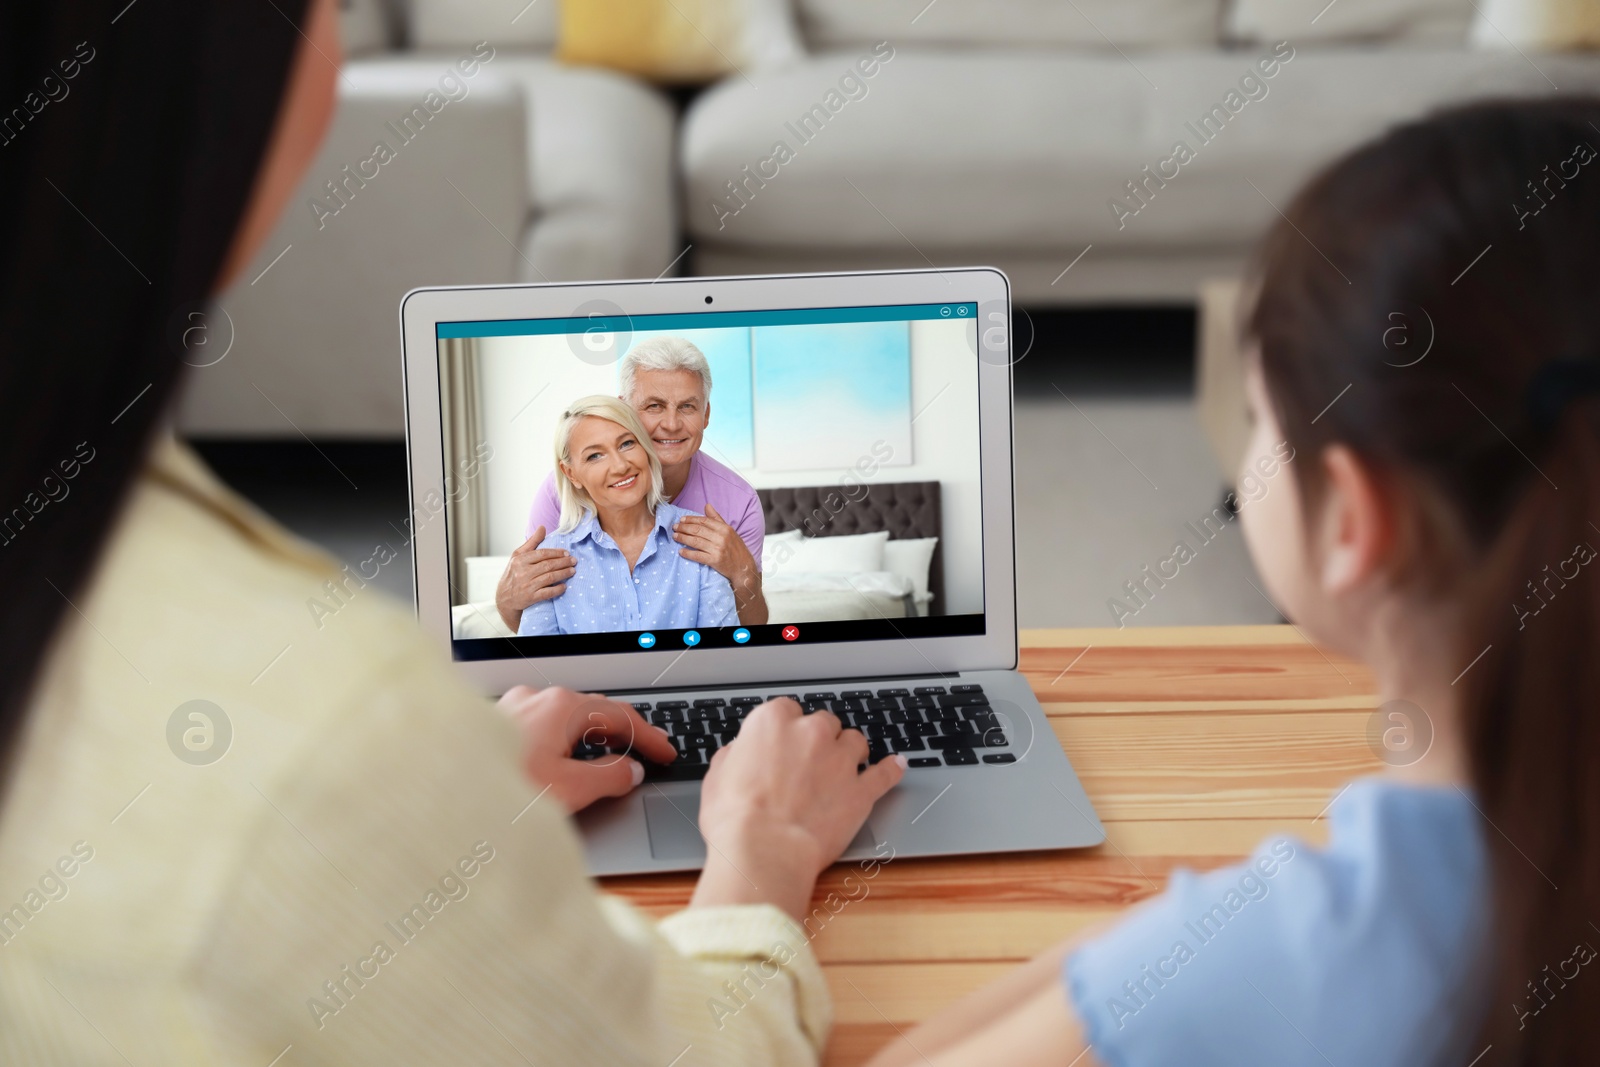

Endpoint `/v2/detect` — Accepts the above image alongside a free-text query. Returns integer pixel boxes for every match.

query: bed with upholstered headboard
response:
[756,480,945,621]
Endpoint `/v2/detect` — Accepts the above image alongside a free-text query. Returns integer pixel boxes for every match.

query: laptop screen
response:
[433,301,986,661]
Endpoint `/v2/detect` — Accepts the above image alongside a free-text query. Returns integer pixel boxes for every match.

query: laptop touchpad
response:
[643,791,709,861]
[644,791,874,862]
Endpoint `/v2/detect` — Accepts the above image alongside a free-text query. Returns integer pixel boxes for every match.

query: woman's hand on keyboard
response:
[691,698,907,921]
[500,685,678,814]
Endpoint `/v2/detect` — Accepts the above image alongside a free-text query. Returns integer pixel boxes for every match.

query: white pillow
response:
[760,528,801,572]
[743,0,806,68]
[797,0,1222,49]
[452,602,516,638]
[465,555,512,606]
[409,0,560,51]
[883,536,938,604]
[764,530,888,577]
[1227,0,1474,44]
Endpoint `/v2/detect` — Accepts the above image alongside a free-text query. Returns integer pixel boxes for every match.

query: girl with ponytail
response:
[870,96,1600,1067]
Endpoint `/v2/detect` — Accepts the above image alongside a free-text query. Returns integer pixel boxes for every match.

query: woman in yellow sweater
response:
[0,2,902,1063]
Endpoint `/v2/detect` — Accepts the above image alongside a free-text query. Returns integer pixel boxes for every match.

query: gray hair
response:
[619,337,712,404]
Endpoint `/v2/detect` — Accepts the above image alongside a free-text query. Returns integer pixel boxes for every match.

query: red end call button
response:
[781,625,800,641]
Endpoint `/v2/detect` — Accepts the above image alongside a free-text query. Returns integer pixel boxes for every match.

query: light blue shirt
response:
[517,502,739,636]
[1065,777,1488,1067]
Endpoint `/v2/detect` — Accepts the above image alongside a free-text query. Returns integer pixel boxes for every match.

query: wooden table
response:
[604,625,1383,1065]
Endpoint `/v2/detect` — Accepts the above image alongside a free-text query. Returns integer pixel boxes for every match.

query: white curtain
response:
[439,337,487,605]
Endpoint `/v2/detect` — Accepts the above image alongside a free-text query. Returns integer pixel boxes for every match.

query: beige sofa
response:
[180,0,1600,437]
[684,0,1600,303]
[178,0,678,437]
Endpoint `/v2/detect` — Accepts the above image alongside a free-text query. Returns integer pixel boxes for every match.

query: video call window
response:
[435,303,986,658]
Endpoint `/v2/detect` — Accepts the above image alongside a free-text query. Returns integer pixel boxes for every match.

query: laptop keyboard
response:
[573,684,1013,782]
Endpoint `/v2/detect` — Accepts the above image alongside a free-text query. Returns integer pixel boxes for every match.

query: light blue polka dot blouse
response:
[517,502,739,637]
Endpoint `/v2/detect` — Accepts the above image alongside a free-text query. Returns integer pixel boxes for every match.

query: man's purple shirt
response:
[525,450,764,568]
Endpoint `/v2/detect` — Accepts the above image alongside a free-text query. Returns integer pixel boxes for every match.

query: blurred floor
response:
[1012,395,1275,628]
[1010,308,1275,628]
[192,308,1278,631]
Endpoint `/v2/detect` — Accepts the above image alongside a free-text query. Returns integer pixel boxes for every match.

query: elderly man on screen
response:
[495,337,769,631]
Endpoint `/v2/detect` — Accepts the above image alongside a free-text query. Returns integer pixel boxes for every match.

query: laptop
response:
[400,267,1104,874]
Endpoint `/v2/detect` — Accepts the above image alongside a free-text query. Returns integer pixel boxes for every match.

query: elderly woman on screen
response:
[496,337,769,631]
[518,395,740,637]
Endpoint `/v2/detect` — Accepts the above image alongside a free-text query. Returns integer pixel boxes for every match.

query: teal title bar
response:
[436,302,979,339]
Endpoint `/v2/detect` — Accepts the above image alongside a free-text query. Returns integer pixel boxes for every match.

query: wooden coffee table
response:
[602,624,1381,1065]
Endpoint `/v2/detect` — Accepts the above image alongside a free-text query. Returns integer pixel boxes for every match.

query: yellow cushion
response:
[1472,0,1600,49]
[559,0,748,83]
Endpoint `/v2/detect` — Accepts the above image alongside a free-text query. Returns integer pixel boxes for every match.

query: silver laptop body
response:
[400,267,1104,874]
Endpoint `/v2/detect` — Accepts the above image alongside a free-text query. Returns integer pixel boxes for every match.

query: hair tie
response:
[1526,358,1600,432]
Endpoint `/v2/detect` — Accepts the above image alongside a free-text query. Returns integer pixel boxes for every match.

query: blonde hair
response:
[620,337,712,403]
[552,395,666,533]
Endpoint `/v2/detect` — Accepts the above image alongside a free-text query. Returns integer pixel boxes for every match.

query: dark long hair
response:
[1248,97,1600,1064]
[0,3,310,780]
